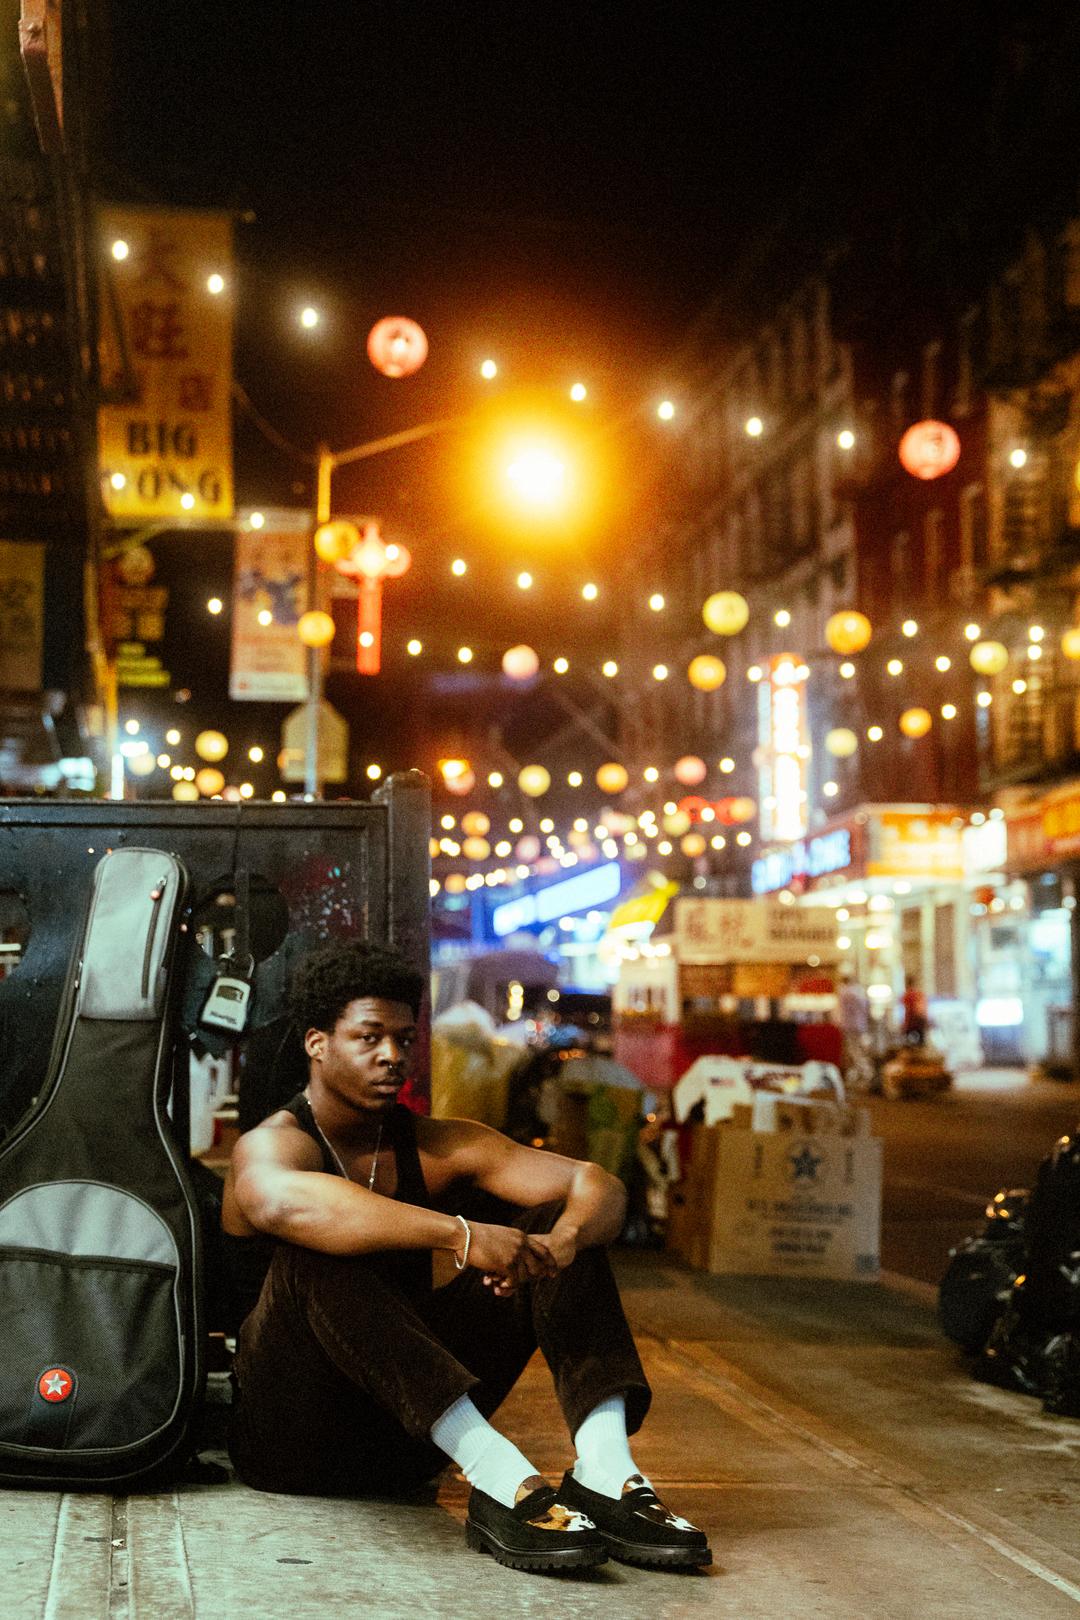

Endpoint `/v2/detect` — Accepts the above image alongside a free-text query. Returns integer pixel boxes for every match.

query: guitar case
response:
[0,847,204,1488]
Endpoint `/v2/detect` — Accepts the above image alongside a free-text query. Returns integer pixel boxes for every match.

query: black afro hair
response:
[288,940,425,1032]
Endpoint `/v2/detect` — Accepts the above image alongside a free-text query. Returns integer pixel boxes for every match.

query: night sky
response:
[101,2,905,376]
[92,2,1077,780]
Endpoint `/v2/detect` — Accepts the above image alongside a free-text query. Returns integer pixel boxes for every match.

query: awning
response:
[606,872,679,935]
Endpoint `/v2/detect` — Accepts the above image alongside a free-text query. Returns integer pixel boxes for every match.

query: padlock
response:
[200,954,254,1034]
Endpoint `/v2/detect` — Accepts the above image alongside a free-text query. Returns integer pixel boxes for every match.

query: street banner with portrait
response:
[0,540,45,691]
[229,527,308,700]
[97,204,234,520]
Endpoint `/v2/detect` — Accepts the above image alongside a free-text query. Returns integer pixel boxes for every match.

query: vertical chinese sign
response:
[97,205,234,520]
[229,525,309,700]
[0,540,45,690]
[101,543,171,690]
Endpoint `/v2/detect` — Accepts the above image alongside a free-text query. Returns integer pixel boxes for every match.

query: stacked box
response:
[666,1104,881,1281]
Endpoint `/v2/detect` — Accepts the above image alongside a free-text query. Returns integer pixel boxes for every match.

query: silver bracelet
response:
[453,1214,471,1271]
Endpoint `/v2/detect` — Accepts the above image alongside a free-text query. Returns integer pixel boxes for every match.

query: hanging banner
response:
[103,544,171,689]
[0,540,45,690]
[229,526,308,700]
[97,204,234,520]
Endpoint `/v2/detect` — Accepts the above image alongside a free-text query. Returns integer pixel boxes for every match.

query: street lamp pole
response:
[301,444,333,798]
[301,417,463,798]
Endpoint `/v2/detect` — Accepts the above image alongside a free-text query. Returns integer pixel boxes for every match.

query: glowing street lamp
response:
[505,446,566,508]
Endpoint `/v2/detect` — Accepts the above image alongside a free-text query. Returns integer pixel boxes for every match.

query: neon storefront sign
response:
[751,826,853,894]
[491,861,622,938]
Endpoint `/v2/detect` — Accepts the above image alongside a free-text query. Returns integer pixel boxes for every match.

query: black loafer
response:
[465,1482,608,1572]
[557,1471,712,1568]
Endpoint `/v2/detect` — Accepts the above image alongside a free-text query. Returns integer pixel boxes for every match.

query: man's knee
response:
[267,1241,413,1322]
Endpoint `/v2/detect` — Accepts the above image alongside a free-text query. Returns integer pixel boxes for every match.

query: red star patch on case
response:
[37,1367,74,1402]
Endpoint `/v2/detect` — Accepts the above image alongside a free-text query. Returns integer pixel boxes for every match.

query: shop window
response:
[959,483,987,573]
[924,508,944,599]
[899,906,922,983]
[933,902,957,998]
[953,307,978,417]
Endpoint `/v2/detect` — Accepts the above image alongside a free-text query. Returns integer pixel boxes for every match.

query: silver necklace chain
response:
[304,1089,384,1192]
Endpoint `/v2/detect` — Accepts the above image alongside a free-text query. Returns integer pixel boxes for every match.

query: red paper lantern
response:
[728,796,757,823]
[674,755,707,786]
[502,645,540,681]
[367,317,429,378]
[898,420,960,481]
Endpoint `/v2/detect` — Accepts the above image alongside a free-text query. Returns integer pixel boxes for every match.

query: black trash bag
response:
[982,1186,1031,1239]
[977,1279,1050,1396]
[939,1234,1027,1352]
[939,1187,1029,1353]
[966,1134,1080,1414]
[1019,1129,1080,1333]
[1041,1330,1080,1418]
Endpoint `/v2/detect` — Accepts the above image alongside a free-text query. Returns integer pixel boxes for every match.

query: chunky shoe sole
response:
[599,1530,712,1569]
[555,1473,712,1568]
[465,1517,609,1572]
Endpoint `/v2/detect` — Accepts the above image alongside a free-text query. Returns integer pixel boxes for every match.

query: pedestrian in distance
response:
[221,939,711,1575]
[836,967,872,1089]
[899,973,929,1046]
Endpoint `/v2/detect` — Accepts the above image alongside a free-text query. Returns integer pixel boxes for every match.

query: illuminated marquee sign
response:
[751,827,853,894]
[759,654,809,844]
[491,861,622,938]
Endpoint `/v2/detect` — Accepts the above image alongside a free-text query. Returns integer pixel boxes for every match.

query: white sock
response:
[430,1394,541,1509]
[572,1394,649,1499]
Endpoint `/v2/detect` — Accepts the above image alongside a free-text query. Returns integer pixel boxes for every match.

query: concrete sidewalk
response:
[7,1250,1080,1618]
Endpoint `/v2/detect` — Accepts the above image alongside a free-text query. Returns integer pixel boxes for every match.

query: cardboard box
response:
[665,1124,718,1270]
[667,1122,881,1281]
[749,1094,870,1137]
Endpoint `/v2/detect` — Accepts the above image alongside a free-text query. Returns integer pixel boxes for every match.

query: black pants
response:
[228,1201,652,1495]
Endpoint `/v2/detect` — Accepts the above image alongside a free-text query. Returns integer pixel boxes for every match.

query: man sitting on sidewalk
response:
[221,940,710,1574]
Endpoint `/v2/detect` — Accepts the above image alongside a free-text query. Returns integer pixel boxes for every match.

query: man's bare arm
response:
[425,1119,627,1262]
[226,1118,549,1283]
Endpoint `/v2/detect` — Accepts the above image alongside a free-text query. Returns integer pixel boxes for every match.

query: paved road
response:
[865,1068,1080,1286]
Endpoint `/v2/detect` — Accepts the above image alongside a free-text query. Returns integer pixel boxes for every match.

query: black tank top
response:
[223,1094,433,1330]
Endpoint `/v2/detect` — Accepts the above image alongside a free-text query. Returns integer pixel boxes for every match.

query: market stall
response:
[613,897,842,1092]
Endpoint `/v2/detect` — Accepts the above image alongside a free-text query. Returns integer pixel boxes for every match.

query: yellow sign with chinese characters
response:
[867,811,963,881]
[97,204,233,520]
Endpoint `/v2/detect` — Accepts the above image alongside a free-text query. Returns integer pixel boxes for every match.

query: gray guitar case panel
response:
[0,847,203,1487]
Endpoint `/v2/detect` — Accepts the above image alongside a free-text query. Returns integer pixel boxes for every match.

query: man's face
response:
[307,996,418,1112]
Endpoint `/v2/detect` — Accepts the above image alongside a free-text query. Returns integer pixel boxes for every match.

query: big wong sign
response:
[97,205,234,521]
